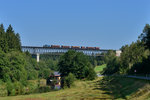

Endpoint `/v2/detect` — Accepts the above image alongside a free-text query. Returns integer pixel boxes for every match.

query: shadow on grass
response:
[93,76,149,99]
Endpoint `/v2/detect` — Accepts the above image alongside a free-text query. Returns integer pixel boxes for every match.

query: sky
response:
[0,0,150,50]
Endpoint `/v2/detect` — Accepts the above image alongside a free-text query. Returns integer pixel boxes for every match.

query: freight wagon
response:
[61,45,70,49]
[71,46,80,49]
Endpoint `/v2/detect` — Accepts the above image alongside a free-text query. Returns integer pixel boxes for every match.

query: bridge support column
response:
[37,53,40,62]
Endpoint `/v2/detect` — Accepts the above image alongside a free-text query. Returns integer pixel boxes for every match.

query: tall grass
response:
[1,77,150,100]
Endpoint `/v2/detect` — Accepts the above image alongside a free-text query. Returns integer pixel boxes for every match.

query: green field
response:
[1,76,150,100]
[94,64,106,73]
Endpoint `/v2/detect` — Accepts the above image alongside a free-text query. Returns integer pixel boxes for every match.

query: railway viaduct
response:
[21,46,121,62]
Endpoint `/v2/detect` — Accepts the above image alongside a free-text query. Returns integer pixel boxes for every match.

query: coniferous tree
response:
[0,24,8,52]
[6,25,15,50]
[6,25,21,51]
[139,24,150,50]
[15,33,21,51]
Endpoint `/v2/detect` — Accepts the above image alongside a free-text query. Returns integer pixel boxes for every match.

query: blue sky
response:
[0,0,150,50]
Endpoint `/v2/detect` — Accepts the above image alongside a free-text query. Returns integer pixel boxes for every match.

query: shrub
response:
[0,80,7,96]
[13,81,25,95]
[38,86,51,93]
[61,73,76,88]
[27,81,38,94]
[86,67,97,80]
[6,81,15,96]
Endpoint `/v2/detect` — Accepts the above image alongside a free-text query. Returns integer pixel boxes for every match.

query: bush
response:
[0,80,7,96]
[61,73,76,88]
[86,67,97,80]
[27,81,38,94]
[6,81,15,96]
[13,81,25,95]
[38,86,51,93]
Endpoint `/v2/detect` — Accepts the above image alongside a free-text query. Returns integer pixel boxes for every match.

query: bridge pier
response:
[37,53,40,62]
[31,53,40,62]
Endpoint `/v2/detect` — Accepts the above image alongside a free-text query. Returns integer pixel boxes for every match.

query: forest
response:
[0,24,57,96]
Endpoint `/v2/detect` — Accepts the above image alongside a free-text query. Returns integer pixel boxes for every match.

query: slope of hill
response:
[1,76,150,100]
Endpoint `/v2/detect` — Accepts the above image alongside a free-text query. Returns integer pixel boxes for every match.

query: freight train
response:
[43,45,100,50]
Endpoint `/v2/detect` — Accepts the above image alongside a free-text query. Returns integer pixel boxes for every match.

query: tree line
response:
[0,24,54,96]
[102,24,150,75]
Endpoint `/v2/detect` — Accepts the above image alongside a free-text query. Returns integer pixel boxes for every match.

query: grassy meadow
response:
[1,76,150,100]
[94,64,106,73]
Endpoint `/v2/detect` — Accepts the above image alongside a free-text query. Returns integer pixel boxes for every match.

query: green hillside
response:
[1,76,150,100]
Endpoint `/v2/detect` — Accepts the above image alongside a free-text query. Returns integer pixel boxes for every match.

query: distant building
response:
[54,72,61,84]
[53,72,61,89]
[116,50,122,57]
[47,71,61,89]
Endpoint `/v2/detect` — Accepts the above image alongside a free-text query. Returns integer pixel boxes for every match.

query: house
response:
[47,71,61,89]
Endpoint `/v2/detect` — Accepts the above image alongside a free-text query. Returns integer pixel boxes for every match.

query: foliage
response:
[0,49,11,82]
[13,81,25,95]
[24,52,52,80]
[0,23,53,97]
[37,61,52,79]
[40,54,59,71]
[0,24,21,52]
[129,57,150,74]
[139,24,150,50]
[6,51,27,83]
[103,24,150,75]
[6,81,16,96]
[0,80,7,96]
[0,24,8,53]
[102,40,149,75]
[102,50,120,75]
[61,73,76,88]
[58,50,96,80]
[45,59,58,71]
[86,67,97,80]
[24,52,39,80]
[88,56,105,67]
[119,41,148,74]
